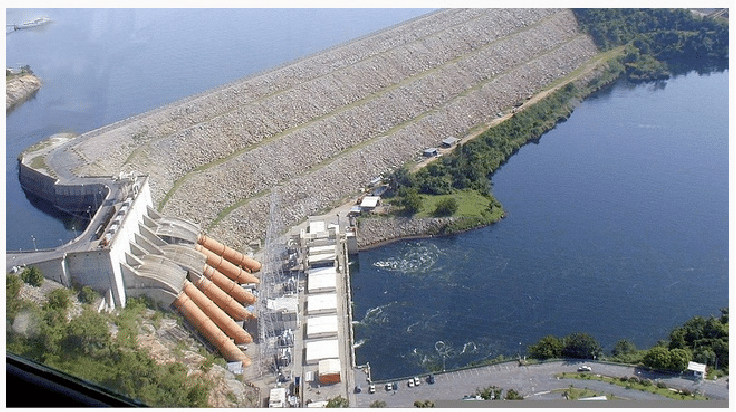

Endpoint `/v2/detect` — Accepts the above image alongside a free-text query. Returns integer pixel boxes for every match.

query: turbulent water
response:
[351,71,729,380]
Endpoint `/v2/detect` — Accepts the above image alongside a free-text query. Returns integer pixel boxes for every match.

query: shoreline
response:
[6,72,41,112]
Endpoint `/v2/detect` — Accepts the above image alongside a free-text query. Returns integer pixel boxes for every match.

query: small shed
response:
[441,137,459,148]
[348,206,362,217]
[687,361,707,379]
[360,196,380,210]
[318,358,342,385]
[423,148,438,157]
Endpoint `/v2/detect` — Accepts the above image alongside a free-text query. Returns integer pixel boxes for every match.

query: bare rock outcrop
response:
[6,73,41,112]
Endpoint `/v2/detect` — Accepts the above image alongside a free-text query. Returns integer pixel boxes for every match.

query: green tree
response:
[21,266,44,287]
[79,286,99,304]
[643,346,671,370]
[61,309,111,359]
[370,400,387,408]
[528,335,563,360]
[414,399,435,407]
[402,188,422,215]
[45,288,72,313]
[668,348,691,371]
[504,389,523,400]
[433,197,458,217]
[612,339,637,358]
[562,332,602,359]
[326,396,349,408]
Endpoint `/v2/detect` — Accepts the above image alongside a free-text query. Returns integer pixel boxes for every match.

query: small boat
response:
[15,17,52,30]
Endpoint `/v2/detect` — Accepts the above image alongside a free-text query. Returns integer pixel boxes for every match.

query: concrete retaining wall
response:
[18,161,109,213]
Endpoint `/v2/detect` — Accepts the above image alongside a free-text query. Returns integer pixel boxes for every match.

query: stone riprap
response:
[355,217,462,249]
[57,9,599,251]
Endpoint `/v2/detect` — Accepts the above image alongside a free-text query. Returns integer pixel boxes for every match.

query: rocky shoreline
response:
[6,73,41,112]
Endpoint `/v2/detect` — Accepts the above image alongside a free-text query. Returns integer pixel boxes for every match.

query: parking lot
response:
[352,360,729,407]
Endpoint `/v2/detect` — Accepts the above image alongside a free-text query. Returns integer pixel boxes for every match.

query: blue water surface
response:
[351,72,729,380]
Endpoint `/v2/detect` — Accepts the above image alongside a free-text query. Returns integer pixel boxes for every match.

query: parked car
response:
[414,376,420,386]
[385,383,392,391]
[408,379,415,388]
[369,384,376,394]
[577,366,592,372]
[427,375,435,385]
[354,385,361,394]
[392,382,398,391]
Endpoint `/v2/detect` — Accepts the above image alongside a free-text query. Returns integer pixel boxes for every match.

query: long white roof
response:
[307,315,339,337]
[306,339,340,363]
[307,293,338,314]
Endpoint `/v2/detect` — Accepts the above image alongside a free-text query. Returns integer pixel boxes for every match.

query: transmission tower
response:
[258,186,288,378]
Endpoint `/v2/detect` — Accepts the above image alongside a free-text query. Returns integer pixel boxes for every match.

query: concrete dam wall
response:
[53,9,598,251]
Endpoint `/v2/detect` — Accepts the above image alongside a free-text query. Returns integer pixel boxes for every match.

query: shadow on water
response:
[22,189,91,233]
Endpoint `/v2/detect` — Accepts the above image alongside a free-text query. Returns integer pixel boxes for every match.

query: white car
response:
[385,383,392,391]
[408,379,415,388]
[369,384,376,394]
[577,366,591,372]
[414,376,420,386]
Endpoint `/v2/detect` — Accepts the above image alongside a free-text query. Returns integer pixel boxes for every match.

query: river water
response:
[351,71,729,380]
[5,9,729,382]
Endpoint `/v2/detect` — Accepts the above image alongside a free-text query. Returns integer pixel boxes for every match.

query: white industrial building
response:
[306,314,339,339]
[305,339,340,365]
[306,293,338,315]
[307,267,337,294]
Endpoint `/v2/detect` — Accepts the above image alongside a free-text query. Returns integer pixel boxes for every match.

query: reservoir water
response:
[351,71,729,380]
[5,9,729,382]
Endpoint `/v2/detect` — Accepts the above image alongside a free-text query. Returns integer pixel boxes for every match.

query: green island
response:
[382,8,728,236]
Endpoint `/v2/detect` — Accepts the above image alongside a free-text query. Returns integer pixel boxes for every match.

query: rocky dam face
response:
[51,9,598,251]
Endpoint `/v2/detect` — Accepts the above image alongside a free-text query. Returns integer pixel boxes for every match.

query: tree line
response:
[6,270,215,407]
[527,308,729,375]
[573,8,729,81]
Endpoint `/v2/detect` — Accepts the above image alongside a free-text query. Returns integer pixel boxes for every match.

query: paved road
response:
[353,360,729,407]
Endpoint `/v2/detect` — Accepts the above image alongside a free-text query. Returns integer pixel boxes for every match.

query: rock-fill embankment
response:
[51,9,599,251]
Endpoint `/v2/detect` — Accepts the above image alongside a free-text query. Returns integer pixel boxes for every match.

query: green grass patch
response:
[551,387,602,400]
[30,156,47,171]
[557,372,709,400]
[414,189,494,218]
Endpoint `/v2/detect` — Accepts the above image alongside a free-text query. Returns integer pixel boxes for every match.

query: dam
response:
[23,8,599,254]
[12,8,605,404]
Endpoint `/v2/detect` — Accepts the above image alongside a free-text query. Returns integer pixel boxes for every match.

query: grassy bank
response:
[558,372,709,400]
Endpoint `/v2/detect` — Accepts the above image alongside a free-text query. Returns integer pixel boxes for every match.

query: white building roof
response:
[318,358,341,376]
[308,266,337,276]
[307,315,339,338]
[687,361,707,373]
[308,271,337,293]
[306,339,340,364]
[309,244,336,255]
[309,221,325,234]
[307,293,338,314]
[360,196,380,208]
